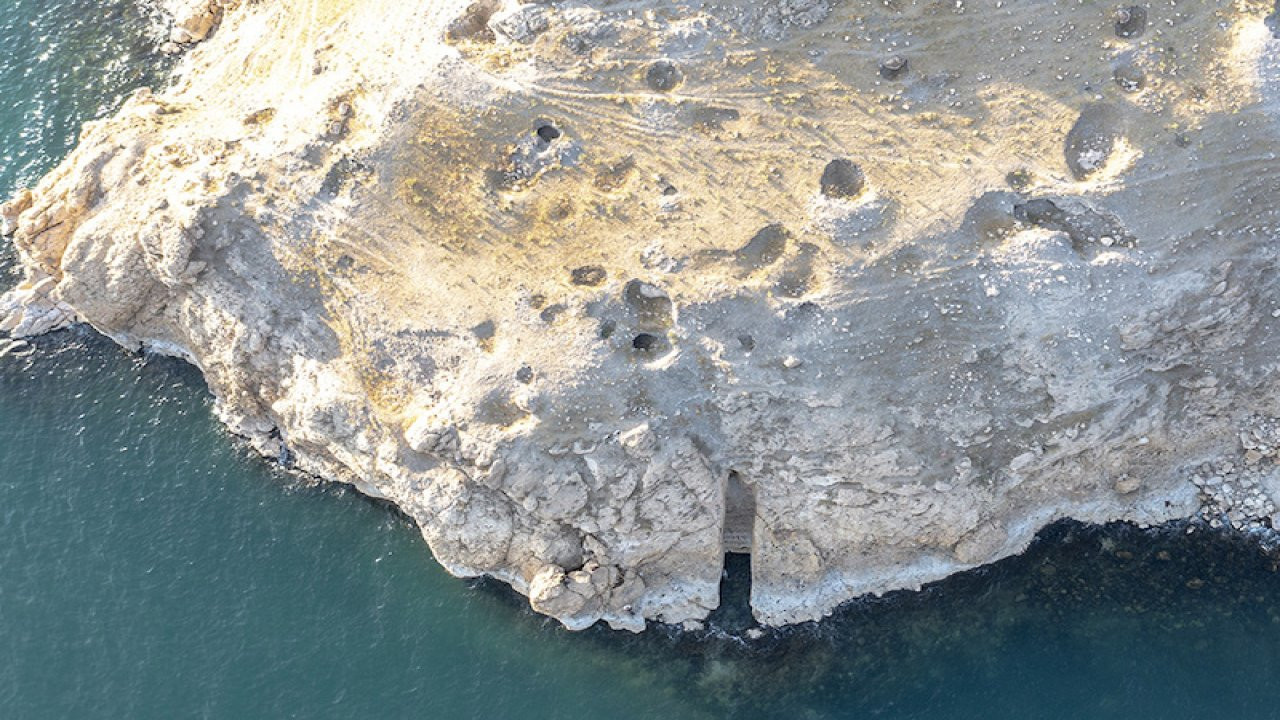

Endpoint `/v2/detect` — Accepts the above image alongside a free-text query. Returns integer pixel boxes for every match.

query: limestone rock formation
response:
[157,0,231,52]
[3,0,1280,630]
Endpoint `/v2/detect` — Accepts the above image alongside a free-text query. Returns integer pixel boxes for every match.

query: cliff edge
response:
[3,0,1280,630]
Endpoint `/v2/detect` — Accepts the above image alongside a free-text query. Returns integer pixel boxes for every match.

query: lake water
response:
[4,2,1280,718]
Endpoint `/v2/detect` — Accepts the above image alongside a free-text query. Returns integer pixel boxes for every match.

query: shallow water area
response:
[5,1,1280,718]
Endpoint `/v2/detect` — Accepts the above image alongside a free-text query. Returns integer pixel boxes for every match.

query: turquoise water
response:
[5,2,1280,718]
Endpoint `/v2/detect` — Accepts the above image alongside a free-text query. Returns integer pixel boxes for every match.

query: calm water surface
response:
[3,2,1280,718]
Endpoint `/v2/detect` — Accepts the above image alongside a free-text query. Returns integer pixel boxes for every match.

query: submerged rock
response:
[2,0,1280,631]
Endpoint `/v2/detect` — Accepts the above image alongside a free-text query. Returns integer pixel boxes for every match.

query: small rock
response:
[490,5,549,44]
[1114,476,1142,494]
[878,55,907,80]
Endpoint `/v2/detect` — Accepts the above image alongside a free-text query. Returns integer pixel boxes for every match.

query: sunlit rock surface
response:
[3,0,1280,629]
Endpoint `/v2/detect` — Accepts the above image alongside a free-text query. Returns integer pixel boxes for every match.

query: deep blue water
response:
[4,2,1280,718]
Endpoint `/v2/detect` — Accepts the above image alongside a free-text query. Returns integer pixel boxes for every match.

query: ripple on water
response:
[0,0,173,203]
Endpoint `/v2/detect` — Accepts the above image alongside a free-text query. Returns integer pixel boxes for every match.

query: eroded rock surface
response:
[3,0,1280,629]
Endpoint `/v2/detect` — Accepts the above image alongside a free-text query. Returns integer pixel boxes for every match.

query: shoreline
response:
[3,0,1280,631]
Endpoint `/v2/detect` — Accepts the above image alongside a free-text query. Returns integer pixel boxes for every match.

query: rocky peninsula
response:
[2,0,1280,631]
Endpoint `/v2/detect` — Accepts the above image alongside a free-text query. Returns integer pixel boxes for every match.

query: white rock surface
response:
[153,0,229,52]
[4,0,1280,629]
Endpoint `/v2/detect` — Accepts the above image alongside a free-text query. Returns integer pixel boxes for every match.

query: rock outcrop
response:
[157,0,230,52]
[3,0,1280,630]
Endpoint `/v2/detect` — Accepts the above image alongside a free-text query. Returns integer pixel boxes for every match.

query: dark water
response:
[4,2,1280,718]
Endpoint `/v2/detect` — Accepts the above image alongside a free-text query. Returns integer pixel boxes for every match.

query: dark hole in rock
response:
[632,333,663,351]
[1014,197,1136,251]
[515,365,534,384]
[738,334,756,352]
[1113,64,1146,93]
[599,318,617,339]
[785,300,822,322]
[686,105,740,129]
[736,223,790,271]
[529,293,547,309]
[320,156,366,197]
[536,123,561,143]
[1005,169,1033,191]
[1063,103,1117,180]
[661,184,678,196]
[878,54,908,80]
[708,552,755,635]
[723,471,756,554]
[1014,198,1063,226]
[1113,6,1147,39]
[571,265,607,286]
[819,158,865,200]
[957,190,1021,242]
[335,254,354,270]
[539,304,566,323]
[645,59,684,92]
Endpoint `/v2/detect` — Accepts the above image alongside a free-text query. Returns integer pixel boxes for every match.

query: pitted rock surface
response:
[3,0,1280,629]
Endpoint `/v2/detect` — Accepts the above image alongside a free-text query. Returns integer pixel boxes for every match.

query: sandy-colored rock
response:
[4,0,1280,629]
[156,0,230,52]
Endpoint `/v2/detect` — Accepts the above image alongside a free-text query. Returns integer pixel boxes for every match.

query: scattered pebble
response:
[878,55,907,80]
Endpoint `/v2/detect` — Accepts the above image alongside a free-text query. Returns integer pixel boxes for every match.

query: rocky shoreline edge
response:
[2,0,1279,631]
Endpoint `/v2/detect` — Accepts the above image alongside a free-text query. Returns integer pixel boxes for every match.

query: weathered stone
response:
[2,0,1279,631]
